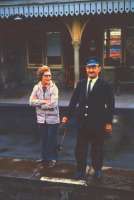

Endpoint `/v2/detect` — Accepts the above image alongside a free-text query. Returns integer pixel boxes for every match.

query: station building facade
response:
[0,0,134,91]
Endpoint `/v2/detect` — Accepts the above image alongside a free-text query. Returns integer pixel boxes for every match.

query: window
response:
[46,32,62,67]
[27,32,62,68]
[104,28,122,66]
[27,35,43,67]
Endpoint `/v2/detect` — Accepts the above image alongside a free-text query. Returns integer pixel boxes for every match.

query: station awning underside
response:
[0,0,134,19]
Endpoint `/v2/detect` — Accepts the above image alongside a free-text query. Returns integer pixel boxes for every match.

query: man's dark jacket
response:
[67,78,115,131]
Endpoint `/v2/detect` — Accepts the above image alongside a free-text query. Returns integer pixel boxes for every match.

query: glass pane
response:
[47,56,61,65]
[28,36,43,64]
[47,32,61,57]
[104,28,121,66]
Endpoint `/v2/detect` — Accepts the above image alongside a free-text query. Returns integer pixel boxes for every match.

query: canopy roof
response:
[0,0,133,18]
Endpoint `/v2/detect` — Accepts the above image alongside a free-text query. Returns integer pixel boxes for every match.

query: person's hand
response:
[104,123,112,134]
[43,99,50,105]
[61,117,68,124]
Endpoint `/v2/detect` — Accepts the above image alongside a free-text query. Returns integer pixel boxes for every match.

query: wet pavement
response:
[0,112,134,199]
[0,111,134,169]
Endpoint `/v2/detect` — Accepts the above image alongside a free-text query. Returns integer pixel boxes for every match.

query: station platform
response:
[0,89,134,199]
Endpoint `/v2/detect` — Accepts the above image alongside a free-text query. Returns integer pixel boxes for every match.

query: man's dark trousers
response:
[75,121,104,173]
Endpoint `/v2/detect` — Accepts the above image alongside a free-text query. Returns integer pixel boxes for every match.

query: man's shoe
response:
[93,170,102,179]
[48,160,57,168]
[74,171,86,180]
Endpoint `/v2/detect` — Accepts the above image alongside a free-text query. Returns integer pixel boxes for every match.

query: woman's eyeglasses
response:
[43,75,51,77]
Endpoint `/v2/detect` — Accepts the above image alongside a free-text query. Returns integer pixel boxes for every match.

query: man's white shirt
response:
[87,76,98,92]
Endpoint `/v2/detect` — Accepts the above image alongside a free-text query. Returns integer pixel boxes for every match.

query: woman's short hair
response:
[37,65,51,81]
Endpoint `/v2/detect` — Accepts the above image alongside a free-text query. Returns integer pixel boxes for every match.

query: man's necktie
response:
[85,79,92,118]
[87,79,92,97]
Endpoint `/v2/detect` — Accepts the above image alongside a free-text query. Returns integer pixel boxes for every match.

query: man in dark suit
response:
[62,57,115,180]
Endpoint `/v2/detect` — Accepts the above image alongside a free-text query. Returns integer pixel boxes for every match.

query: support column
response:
[72,41,80,88]
[64,17,88,88]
